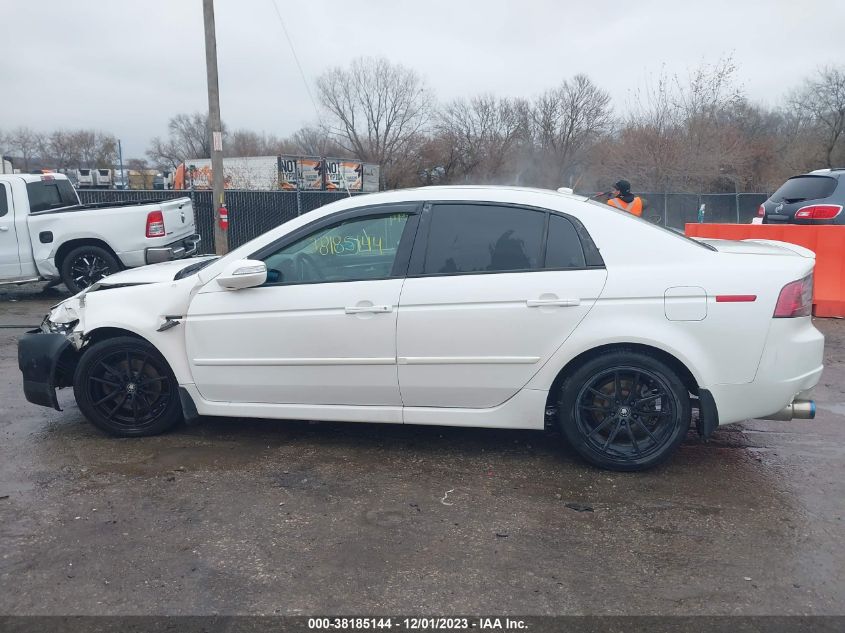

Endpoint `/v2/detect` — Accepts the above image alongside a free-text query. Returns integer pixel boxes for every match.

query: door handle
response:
[526,298,580,308]
[0,226,9,232]
[345,305,393,314]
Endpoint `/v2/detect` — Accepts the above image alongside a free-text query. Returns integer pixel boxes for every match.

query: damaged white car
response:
[18,186,824,471]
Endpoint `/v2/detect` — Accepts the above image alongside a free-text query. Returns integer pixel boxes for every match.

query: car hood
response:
[90,256,218,288]
[696,239,816,259]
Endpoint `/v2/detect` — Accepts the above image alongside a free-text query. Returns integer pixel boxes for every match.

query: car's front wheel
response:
[73,336,182,437]
[558,351,691,471]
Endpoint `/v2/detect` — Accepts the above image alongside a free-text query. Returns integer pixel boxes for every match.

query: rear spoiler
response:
[744,239,816,259]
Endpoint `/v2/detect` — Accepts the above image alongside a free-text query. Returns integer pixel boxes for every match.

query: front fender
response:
[17,331,78,410]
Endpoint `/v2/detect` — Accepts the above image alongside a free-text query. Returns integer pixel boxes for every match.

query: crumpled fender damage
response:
[17,331,79,410]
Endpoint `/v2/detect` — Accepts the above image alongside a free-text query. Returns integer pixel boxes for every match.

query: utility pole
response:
[117,139,124,189]
[202,0,228,255]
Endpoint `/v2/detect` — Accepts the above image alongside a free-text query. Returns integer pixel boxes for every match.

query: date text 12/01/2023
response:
[307,617,528,630]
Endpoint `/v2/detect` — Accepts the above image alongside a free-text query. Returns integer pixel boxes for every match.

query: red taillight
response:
[773,274,814,318]
[757,204,765,217]
[794,204,842,220]
[145,210,165,238]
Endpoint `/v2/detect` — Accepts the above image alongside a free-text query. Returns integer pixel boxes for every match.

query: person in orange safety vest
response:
[606,179,643,217]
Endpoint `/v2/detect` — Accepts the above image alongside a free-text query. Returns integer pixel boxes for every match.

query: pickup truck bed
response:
[0,173,200,293]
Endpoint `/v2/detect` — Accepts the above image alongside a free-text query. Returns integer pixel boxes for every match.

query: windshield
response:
[770,175,837,203]
[26,179,80,212]
[174,257,218,280]
[586,199,716,251]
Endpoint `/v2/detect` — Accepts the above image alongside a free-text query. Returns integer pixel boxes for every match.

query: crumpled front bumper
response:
[17,330,78,410]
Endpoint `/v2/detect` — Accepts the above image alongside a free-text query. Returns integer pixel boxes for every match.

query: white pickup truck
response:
[0,173,201,293]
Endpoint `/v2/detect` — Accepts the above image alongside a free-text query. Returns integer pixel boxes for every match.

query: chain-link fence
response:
[638,192,769,229]
[77,189,771,253]
[77,189,365,253]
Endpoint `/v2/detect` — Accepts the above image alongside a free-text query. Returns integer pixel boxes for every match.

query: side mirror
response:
[216,259,267,290]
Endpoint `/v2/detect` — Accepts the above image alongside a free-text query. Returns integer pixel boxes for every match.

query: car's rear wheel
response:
[558,351,691,471]
[73,336,182,437]
[60,245,120,294]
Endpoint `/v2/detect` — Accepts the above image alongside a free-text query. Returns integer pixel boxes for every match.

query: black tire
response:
[73,336,182,437]
[558,351,691,471]
[60,245,120,294]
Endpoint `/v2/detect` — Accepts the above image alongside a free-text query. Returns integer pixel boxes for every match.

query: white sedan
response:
[18,186,824,471]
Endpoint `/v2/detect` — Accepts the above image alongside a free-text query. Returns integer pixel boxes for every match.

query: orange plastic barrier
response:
[685,224,845,318]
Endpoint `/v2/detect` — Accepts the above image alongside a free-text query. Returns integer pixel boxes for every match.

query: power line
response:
[268,1,352,198]
[269,0,321,121]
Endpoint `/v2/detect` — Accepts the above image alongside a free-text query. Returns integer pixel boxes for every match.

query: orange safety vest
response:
[608,196,643,217]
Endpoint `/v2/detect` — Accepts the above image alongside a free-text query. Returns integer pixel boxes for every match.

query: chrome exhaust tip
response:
[760,399,816,421]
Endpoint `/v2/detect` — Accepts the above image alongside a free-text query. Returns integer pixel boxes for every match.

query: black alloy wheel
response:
[60,245,120,293]
[74,337,182,437]
[559,352,691,471]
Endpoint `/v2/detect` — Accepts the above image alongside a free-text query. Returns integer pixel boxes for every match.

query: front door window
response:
[262,213,410,285]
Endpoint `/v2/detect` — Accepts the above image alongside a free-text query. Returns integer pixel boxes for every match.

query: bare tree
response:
[530,74,612,187]
[789,66,845,168]
[316,57,433,187]
[7,127,42,171]
[73,130,118,168]
[147,113,226,169]
[39,130,81,170]
[436,95,525,183]
[599,58,751,192]
[286,126,344,157]
[226,130,289,157]
[126,157,150,171]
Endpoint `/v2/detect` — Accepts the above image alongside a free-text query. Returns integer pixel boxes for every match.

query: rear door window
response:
[770,176,837,203]
[422,203,545,275]
[0,184,8,218]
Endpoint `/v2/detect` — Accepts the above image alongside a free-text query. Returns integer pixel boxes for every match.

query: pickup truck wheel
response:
[558,351,691,472]
[61,245,120,294]
[73,336,182,437]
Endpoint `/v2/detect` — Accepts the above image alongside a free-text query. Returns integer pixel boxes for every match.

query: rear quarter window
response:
[770,176,837,203]
[545,214,586,268]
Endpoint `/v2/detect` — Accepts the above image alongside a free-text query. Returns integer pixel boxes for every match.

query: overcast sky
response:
[1,0,843,160]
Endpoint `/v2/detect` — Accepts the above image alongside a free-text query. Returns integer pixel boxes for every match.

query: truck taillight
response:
[757,204,765,217]
[146,210,165,238]
[794,204,842,220]
[773,274,813,318]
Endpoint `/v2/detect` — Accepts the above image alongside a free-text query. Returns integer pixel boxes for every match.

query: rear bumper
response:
[145,234,201,265]
[707,318,825,424]
[17,330,76,411]
[709,365,823,425]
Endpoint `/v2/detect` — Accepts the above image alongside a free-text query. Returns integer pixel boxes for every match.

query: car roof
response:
[413,184,588,201]
[329,185,590,209]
